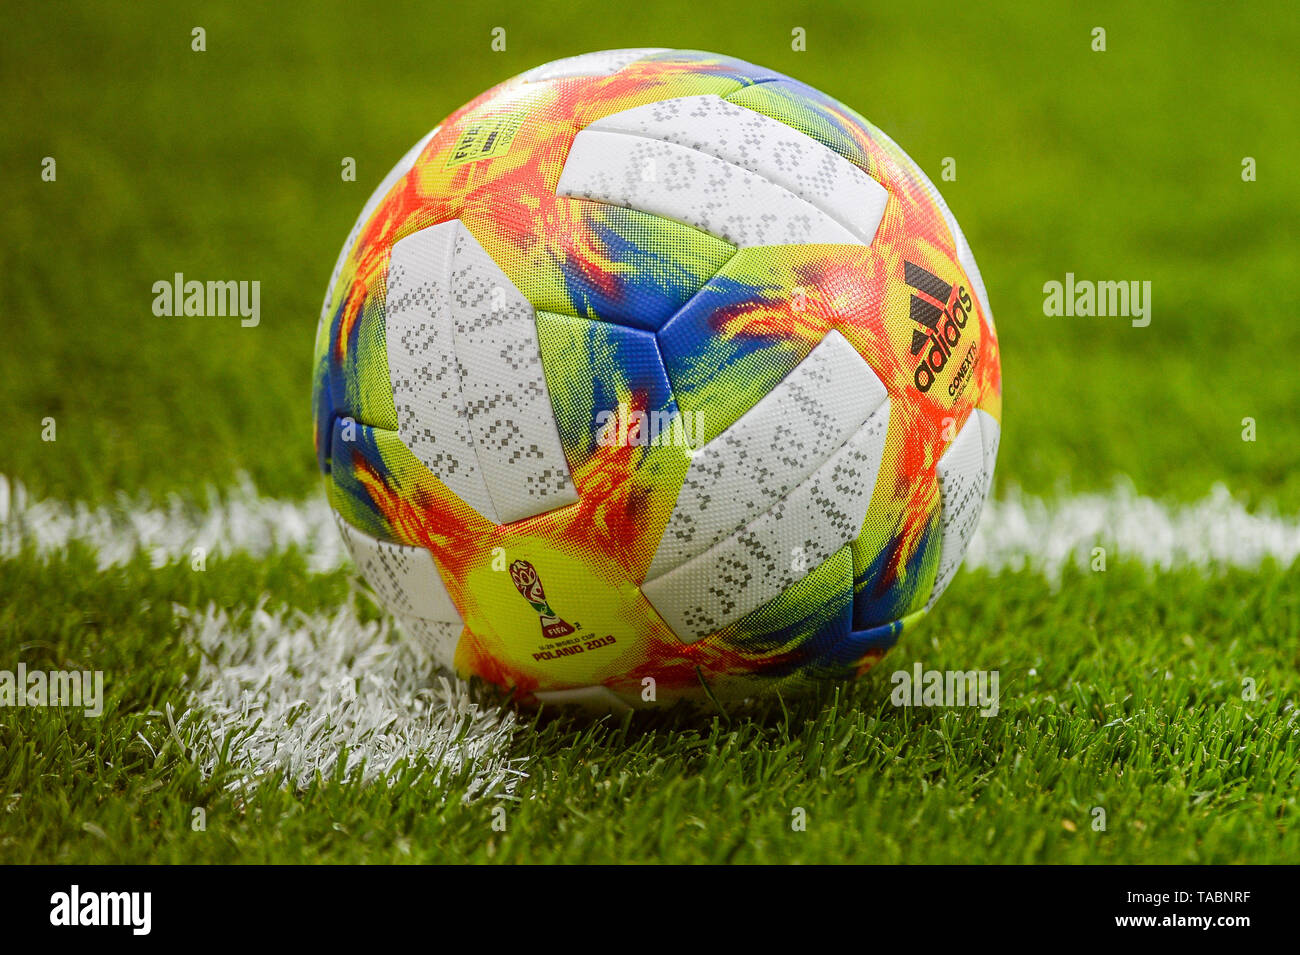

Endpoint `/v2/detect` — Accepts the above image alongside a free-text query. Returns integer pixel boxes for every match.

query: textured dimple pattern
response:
[447,225,579,522]
[558,129,864,247]
[926,409,1000,609]
[646,330,887,580]
[395,615,462,673]
[577,94,888,244]
[333,513,462,623]
[386,224,498,521]
[642,398,890,641]
[385,220,578,525]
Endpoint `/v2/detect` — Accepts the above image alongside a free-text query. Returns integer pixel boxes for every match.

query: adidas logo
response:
[905,261,975,394]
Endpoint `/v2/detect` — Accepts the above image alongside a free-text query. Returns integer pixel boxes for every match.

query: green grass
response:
[2,557,1296,863]
[1,0,1298,864]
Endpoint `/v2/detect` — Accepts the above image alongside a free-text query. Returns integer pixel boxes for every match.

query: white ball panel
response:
[645,329,887,580]
[333,514,462,623]
[386,223,500,522]
[557,129,864,247]
[977,406,1001,497]
[446,224,579,523]
[395,614,461,674]
[643,398,890,642]
[585,94,888,244]
[925,409,999,610]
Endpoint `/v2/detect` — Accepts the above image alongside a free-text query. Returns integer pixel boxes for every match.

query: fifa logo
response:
[904,260,974,394]
[508,560,576,641]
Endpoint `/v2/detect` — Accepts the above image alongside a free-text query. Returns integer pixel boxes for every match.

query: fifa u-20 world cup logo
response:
[508,560,576,641]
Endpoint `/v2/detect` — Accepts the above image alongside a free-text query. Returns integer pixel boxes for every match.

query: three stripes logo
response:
[905,261,976,394]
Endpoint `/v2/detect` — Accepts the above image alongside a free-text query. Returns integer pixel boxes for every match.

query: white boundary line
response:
[968,482,1300,577]
[4,474,1298,577]
[165,602,523,795]
[0,474,345,572]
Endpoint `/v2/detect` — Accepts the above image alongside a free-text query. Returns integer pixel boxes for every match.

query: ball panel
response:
[645,329,887,580]
[332,513,461,623]
[444,222,578,522]
[926,409,999,610]
[580,94,889,244]
[641,397,889,640]
[395,615,461,672]
[386,222,500,522]
[557,128,864,247]
[533,311,686,579]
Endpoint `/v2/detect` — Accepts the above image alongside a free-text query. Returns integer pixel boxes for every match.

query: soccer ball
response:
[312,49,1001,708]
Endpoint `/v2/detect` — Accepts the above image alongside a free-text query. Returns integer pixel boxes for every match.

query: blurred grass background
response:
[2,0,1297,508]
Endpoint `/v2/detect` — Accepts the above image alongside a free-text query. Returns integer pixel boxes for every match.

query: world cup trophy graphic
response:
[508,559,576,641]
